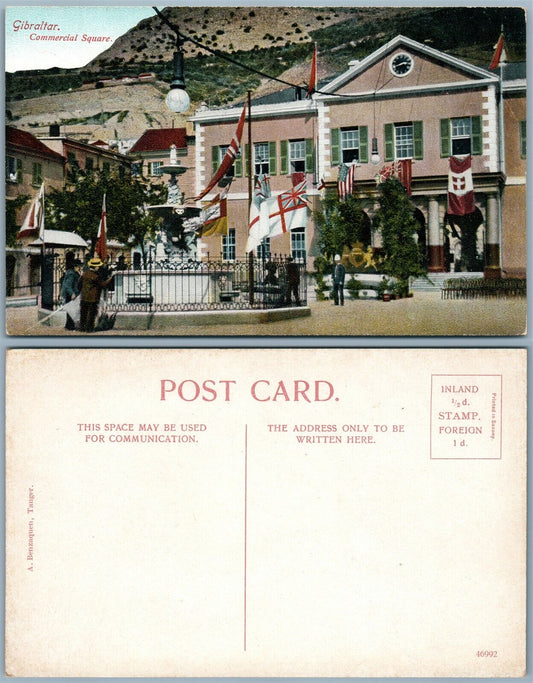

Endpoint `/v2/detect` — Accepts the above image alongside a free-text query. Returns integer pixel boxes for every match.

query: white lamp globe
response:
[166,87,191,113]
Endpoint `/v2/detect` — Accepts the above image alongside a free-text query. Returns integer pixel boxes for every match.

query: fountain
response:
[146,143,202,263]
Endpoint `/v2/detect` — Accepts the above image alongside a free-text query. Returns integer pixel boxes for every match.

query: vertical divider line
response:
[244,423,248,652]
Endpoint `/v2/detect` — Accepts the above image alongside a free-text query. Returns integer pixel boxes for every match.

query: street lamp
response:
[166,42,190,113]
[153,7,190,113]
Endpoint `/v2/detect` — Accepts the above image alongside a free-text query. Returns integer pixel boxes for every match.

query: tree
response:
[372,177,426,296]
[45,169,164,262]
[314,191,370,261]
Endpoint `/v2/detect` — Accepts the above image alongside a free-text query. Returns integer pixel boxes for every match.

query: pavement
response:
[5,291,527,337]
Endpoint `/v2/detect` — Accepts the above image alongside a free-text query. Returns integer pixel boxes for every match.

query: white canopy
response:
[29,230,88,248]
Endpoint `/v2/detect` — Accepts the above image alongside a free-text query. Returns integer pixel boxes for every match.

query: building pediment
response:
[319,35,498,102]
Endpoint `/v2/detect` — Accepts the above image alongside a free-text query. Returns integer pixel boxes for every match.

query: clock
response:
[389,52,414,77]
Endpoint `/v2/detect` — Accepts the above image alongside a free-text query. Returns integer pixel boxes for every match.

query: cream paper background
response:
[5,348,526,677]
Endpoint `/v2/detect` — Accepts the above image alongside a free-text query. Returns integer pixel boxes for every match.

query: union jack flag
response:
[266,180,309,238]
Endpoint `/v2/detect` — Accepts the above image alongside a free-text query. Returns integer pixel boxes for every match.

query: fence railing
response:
[42,252,307,312]
[441,277,526,299]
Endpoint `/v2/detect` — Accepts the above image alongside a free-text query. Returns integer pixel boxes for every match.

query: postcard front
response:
[5,7,527,337]
[5,348,526,677]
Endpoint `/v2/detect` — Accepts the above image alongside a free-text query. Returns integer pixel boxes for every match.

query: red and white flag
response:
[265,179,309,240]
[247,174,271,252]
[337,163,358,201]
[489,32,506,70]
[94,194,107,260]
[396,159,412,195]
[306,44,317,98]
[17,183,45,240]
[447,155,475,216]
[195,102,246,201]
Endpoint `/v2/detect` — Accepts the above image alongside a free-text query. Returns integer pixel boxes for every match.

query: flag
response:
[246,174,271,252]
[377,163,395,183]
[17,183,45,240]
[396,159,412,195]
[94,194,107,260]
[307,44,317,98]
[489,32,506,70]
[199,189,228,236]
[337,163,358,201]
[195,102,246,201]
[447,155,475,216]
[264,179,309,240]
[316,176,326,191]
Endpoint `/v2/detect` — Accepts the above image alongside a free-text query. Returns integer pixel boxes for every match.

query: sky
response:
[5,6,156,72]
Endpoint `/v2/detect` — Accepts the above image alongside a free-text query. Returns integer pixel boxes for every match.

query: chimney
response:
[49,124,60,137]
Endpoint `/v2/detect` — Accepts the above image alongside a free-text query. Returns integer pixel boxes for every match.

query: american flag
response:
[337,163,358,201]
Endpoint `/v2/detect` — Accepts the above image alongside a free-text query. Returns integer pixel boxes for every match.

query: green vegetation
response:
[372,178,426,297]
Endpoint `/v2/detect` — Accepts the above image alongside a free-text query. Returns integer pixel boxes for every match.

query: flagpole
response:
[247,90,254,305]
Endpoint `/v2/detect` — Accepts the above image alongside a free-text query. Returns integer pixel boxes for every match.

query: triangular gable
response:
[319,35,498,98]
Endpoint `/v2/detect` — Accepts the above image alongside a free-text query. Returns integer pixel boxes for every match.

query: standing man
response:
[78,257,114,332]
[333,254,346,306]
[285,257,301,306]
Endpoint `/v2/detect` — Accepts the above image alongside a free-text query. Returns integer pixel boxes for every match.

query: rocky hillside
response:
[6,6,526,144]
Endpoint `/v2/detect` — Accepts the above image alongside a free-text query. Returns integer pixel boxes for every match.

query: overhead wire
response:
[152,6,367,101]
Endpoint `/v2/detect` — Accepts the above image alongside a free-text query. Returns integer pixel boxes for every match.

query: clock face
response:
[390,52,414,77]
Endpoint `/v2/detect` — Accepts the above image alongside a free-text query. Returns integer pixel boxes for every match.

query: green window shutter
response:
[243,143,250,178]
[440,119,451,157]
[413,120,423,160]
[211,146,219,176]
[471,115,482,156]
[520,120,527,159]
[269,141,277,175]
[330,128,340,166]
[234,149,242,177]
[16,158,23,183]
[359,126,368,163]
[384,123,394,162]
[280,140,289,175]
[305,138,315,173]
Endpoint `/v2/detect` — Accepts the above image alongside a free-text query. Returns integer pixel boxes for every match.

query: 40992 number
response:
[476,650,497,657]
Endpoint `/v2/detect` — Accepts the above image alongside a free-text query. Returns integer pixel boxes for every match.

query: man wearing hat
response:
[78,257,114,332]
[333,254,346,306]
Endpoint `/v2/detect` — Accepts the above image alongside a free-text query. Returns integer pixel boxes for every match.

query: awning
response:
[29,230,88,248]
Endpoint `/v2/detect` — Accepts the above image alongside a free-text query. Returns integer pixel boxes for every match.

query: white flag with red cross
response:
[447,155,475,216]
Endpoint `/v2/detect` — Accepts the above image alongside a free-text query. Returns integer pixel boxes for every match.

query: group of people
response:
[60,253,114,332]
[263,257,302,306]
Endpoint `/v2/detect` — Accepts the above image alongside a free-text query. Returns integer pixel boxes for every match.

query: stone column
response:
[427,196,445,272]
[484,193,502,279]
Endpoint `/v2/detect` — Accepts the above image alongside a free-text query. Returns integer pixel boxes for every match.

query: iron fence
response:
[441,277,526,299]
[42,251,307,312]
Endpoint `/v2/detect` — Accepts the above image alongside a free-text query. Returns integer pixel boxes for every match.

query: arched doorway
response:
[445,208,484,272]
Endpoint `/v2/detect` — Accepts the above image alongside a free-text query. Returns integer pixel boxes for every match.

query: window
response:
[148,161,162,177]
[257,237,271,260]
[32,162,42,186]
[102,162,111,174]
[520,120,526,158]
[440,117,482,157]
[291,227,306,262]
[254,142,270,176]
[280,139,314,175]
[212,145,242,178]
[330,127,369,165]
[222,228,236,261]
[341,129,360,163]
[289,140,306,173]
[451,117,472,155]
[85,157,94,172]
[6,155,18,182]
[394,122,414,159]
[131,161,142,176]
[384,121,423,162]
